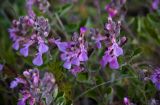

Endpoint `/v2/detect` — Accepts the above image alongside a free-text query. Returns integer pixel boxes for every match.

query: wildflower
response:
[100,17,126,69]
[90,28,107,49]
[151,68,160,90]
[9,16,50,66]
[105,4,118,17]
[105,0,126,17]
[53,27,88,75]
[10,69,57,105]
[26,0,50,14]
[123,97,130,105]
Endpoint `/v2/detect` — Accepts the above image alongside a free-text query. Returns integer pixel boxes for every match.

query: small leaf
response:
[60,4,73,16]
[53,86,59,98]
[76,73,88,83]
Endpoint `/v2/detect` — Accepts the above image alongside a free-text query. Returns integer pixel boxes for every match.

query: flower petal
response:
[0,64,4,72]
[55,41,68,52]
[96,41,102,49]
[38,43,49,54]
[20,47,29,57]
[100,53,112,68]
[71,57,80,66]
[18,100,26,105]
[12,41,19,50]
[79,52,88,61]
[113,43,123,56]
[32,53,43,66]
[10,80,18,88]
[63,61,71,69]
[109,57,119,69]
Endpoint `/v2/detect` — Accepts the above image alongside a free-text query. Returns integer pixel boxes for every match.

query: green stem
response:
[55,13,69,40]
[73,76,136,102]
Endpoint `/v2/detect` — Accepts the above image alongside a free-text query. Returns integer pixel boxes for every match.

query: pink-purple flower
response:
[152,0,160,10]
[105,0,126,17]
[8,0,51,66]
[10,69,57,105]
[0,64,4,72]
[26,0,50,14]
[123,97,130,105]
[9,16,50,66]
[151,68,160,90]
[100,17,125,69]
[53,27,88,75]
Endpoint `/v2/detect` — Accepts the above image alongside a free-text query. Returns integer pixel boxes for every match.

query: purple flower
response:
[100,17,124,69]
[55,27,88,75]
[10,69,57,105]
[100,53,112,68]
[20,46,29,57]
[18,100,26,105]
[12,41,20,50]
[123,97,130,105]
[54,39,69,52]
[71,57,80,66]
[151,68,160,90]
[152,0,159,10]
[9,15,50,66]
[109,57,119,69]
[38,42,49,54]
[0,64,4,72]
[112,43,123,56]
[32,70,39,87]
[23,71,30,77]
[79,51,88,61]
[105,4,118,17]
[63,60,72,69]
[90,28,107,49]
[105,0,126,17]
[32,53,43,66]
[70,66,84,76]
[80,27,87,34]
[10,80,18,88]
[26,0,50,14]
[100,43,123,69]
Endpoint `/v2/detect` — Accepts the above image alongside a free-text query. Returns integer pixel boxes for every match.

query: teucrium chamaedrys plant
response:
[2,0,160,104]
[7,0,160,104]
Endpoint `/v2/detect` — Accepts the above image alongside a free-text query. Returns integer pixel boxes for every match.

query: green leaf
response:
[53,86,59,98]
[60,4,73,16]
[132,48,141,57]
[76,73,88,83]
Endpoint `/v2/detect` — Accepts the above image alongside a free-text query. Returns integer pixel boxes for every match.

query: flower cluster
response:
[9,16,50,66]
[10,69,57,105]
[8,0,126,75]
[151,68,160,90]
[53,27,88,75]
[9,0,50,66]
[26,0,50,14]
[105,0,126,17]
[99,17,126,69]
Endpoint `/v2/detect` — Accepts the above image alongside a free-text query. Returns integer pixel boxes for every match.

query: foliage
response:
[0,0,160,105]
